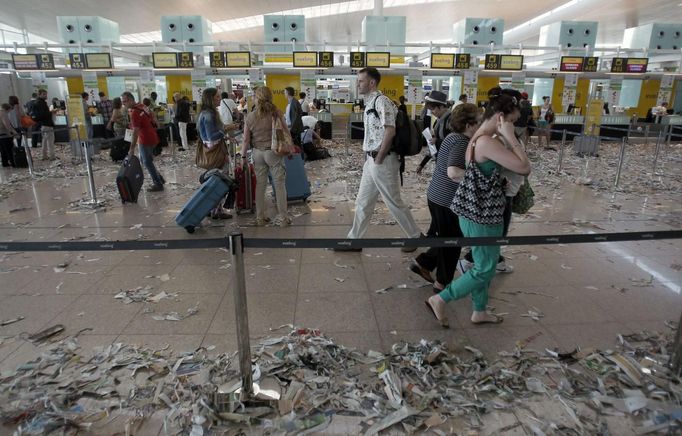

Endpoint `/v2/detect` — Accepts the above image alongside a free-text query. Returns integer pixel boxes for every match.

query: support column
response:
[373,0,383,16]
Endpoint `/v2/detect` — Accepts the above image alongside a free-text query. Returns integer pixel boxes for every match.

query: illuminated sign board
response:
[69,53,86,69]
[209,51,225,68]
[12,54,55,70]
[611,57,648,73]
[560,56,585,72]
[152,52,179,68]
[293,51,318,67]
[583,57,599,72]
[485,54,523,71]
[350,52,365,68]
[225,51,251,68]
[84,53,112,69]
[366,52,390,68]
[430,53,455,69]
[455,54,471,69]
[177,52,194,68]
[318,51,334,68]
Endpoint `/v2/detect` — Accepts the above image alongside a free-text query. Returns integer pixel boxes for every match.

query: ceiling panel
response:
[0,0,679,47]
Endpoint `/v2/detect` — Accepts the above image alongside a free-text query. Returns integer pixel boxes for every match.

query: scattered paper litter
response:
[152,304,199,321]
[130,223,143,230]
[529,255,539,261]
[374,286,393,294]
[334,277,345,283]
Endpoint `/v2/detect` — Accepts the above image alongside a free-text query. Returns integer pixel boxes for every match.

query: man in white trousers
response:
[335,67,421,252]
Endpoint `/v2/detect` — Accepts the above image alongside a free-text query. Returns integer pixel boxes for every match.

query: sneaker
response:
[457,259,473,275]
[496,260,514,273]
[409,260,434,283]
[211,211,233,220]
[401,246,418,253]
[147,184,164,192]
[255,217,271,226]
[277,216,292,227]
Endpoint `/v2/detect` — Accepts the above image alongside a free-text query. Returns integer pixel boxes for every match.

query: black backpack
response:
[370,95,421,157]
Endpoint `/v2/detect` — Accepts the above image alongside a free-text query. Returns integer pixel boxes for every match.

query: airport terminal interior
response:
[0,0,681,434]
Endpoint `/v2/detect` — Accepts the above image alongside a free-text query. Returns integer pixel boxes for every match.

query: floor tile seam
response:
[359,261,388,341]
[202,288,231,338]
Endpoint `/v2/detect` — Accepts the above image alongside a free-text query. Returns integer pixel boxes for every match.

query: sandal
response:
[255,217,271,226]
[425,297,449,329]
[409,261,434,284]
[471,313,504,325]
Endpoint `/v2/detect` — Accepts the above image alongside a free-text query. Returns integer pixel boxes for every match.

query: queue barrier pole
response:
[652,129,663,175]
[615,137,627,188]
[21,134,34,177]
[229,232,253,398]
[557,129,566,173]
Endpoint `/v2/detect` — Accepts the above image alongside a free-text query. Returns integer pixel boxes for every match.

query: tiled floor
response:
[0,139,680,379]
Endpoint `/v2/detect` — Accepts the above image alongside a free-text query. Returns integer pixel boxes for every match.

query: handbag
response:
[21,115,36,128]
[450,143,506,225]
[195,139,228,170]
[271,114,295,156]
[512,177,534,214]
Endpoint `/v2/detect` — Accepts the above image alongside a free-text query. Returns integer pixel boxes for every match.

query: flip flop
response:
[471,314,504,325]
[424,300,449,329]
[409,261,434,284]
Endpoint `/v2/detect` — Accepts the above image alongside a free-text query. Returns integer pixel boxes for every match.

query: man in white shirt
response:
[335,67,422,251]
[218,91,237,125]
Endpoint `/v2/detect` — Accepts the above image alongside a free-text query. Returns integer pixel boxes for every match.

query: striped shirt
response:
[427,132,469,208]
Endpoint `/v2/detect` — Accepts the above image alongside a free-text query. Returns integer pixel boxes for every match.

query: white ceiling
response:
[0,0,681,47]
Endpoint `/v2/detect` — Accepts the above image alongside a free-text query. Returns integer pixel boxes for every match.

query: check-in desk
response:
[551,115,584,141]
[349,112,364,140]
[600,115,630,140]
[54,115,71,143]
[316,112,333,139]
[91,115,106,139]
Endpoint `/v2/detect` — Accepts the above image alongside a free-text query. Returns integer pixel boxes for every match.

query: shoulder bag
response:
[450,142,506,225]
[196,139,228,170]
[512,177,535,214]
[271,112,295,156]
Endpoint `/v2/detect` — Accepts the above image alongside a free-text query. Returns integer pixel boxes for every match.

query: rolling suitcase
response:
[175,172,232,233]
[234,161,255,214]
[319,121,332,139]
[273,153,311,202]
[110,138,130,162]
[13,146,28,168]
[116,156,144,203]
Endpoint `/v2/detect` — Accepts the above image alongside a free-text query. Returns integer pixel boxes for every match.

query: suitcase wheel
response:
[185,226,195,234]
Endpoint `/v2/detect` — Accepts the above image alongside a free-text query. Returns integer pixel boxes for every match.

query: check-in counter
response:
[661,115,682,125]
[316,112,333,139]
[328,103,353,116]
[54,115,71,143]
[551,115,584,141]
[91,115,106,139]
[600,115,630,140]
[349,112,364,140]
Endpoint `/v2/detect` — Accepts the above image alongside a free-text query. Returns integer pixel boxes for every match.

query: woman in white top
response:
[537,96,553,149]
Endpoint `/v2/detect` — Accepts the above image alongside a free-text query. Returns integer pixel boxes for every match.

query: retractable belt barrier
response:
[0,230,679,252]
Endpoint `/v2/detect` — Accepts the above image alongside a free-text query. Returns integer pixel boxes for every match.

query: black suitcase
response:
[13,146,28,168]
[109,138,130,162]
[350,122,364,140]
[187,123,198,141]
[319,121,332,139]
[116,156,144,203]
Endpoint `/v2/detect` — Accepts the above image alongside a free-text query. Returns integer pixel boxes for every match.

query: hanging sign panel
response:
[455,54,471,69]
[85,53,112,69]
[583,57,599,72]
[69,53,86,69]
[225,51,251,68]
[12,54,55,70]
[560,56,585,72]
[177,52,194,68]
[430,53,455,69]
[350,52,365,68]
[611,57,648,73]
[293,51,318,68]
[318,51,334,68]
[209,51,226,68]
[484,54,523,71]
[152,52,179,68]
[366,52,390,68]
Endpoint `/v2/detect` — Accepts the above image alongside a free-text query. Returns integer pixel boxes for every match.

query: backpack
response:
[370,95,421,157]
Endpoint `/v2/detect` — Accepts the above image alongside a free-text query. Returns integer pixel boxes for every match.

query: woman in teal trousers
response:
[426,92,531,328]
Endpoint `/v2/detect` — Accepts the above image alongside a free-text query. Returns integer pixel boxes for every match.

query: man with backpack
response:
[335,67,422,252]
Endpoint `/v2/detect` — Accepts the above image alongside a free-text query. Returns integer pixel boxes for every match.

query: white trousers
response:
[178,122,188,148]
[347,153,421,239]
[41,126,55,159]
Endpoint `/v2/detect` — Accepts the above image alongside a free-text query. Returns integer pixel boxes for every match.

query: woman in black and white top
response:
[410,103,481,291]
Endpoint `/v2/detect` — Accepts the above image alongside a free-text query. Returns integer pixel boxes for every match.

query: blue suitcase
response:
[175,173,231,233]
[284,153,311,202]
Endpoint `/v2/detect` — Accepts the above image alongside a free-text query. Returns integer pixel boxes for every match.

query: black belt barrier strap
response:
[0,230,679,252]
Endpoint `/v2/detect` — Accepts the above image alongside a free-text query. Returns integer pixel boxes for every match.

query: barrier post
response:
[615,137,627,188]
[21,135,34,177]
[557,129,566,173]
[673,311,682,375]
[80,129,103,207]
[229,232,253,398]
[666,124,672,149]
[652,130,663,175]
[169,124,176,160]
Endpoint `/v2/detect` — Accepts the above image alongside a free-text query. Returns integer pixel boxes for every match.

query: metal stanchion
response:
[666,124,672,149]
[229,232,253,398]
[614,137,627,188]
[169,124,176,159]
[652,130,663,175]
[644,125,650,146]
[21,135,34,176]
[77,127,104,208]
[557,129,567,172]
